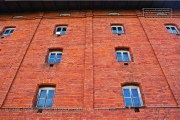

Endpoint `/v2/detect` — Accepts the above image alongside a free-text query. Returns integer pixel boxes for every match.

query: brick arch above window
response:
[115,47,133,62]
[1,26,16,37]
[165,24,179,34]
[45,48,63,65]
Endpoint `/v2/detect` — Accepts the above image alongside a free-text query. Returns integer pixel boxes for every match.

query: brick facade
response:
[0,10,179,119]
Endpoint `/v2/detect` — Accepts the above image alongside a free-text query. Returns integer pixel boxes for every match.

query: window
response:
[60,14,70,16]
[55,26,67,35]
[109,13,119,16]
[111,25,124,34]
[165,25,179,34]
[36,87,55,108]
[116,50,131,62]
[122,86,143,107]
[48,51,62,64]
[13,16,23,19]
[2,28,15,36]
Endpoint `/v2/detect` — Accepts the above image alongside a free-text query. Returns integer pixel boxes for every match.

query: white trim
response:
[165,25,179,34]
[13,16,23,19]
[116,50,131,62]
[2,28,15,36]
[60,14,70,16]
[36,87,55,108]
[55,26,67,35]
[111,25,124,34]
[122,85,143,107]
[109,13,119,16]
[48,51,62,63]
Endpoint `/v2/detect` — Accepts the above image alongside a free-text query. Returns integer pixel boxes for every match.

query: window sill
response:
[47,62,60,67]
[1,35,9,38]
[113,33,124,35]
[117,61,133,66]
[125,106,146,108]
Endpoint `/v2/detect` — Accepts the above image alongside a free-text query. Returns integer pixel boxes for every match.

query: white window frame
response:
[116,50,131,62]
[60,14,70,16]
[122,86,143,107]
[48,51,62,64]
[2,28,15,36]
[13,16,23,19]
[36,87,55,108]
[165,25,179,34]
[111,25,124,34]
[109,13,119,16]
[55,26,67,35]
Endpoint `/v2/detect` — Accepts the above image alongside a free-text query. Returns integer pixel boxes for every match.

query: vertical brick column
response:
[84,10,94,110]
[0,14,43,107]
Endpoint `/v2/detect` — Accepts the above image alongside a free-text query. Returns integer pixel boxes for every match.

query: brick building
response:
[0,1,180,119]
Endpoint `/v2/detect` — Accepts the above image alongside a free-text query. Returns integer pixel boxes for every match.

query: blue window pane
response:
[123,52,130,62]
[47,90,54,99]
[50,53,56,58]
[61,31,66,34]
[62,28,66,34]
[10,29,14,33]
[117,53,123,62]
[4,30,10,34]
[132,89,139,97]
[125,98,132,107]
[171,27,178,33]
[39,90,47,98]
[166,27,170,30]
[45,99,53,107]
[37,99,45,107]
[112,27,117,34]
[56,54,62,59]
[56,54,62,63]
[123,89,130,97]
[48,58,55,63]
[166,27,171,33]
[55,58,60,63]
[133,98,141,107]
[56,28,61,32]
[62,28,66,31]
[117,27,123,33]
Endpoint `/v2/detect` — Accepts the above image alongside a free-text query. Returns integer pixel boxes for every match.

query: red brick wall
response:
[0,10,179,119]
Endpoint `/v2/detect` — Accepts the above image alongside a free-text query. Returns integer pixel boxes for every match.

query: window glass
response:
[2,28,15,36]
[118,27,123,33]
[171,27,178,33]
[117,52,123,62]
[50,53,56,58]
[56,28,61,32]
[132,89,138,97]
[116,50,131,62]
[133,98,141,107]
[112,27,117,34]
[122,86,143,107]
[10,29,14,33]
[111,26,124,34]
[36,87,55,108]
[46,99,53,107]
[48,52,62,64]
[123,89,130,97]
[55,26,67,35]
[4,30,10,34]
[123,52,130,62]
[48,90,55,99]
[166,25,179,34]
[39,90,47,98]
[125,98,132,107]
[55,53,62,63]
[37,99,45,107]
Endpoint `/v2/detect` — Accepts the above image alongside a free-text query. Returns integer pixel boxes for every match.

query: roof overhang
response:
[0,0,179,14]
